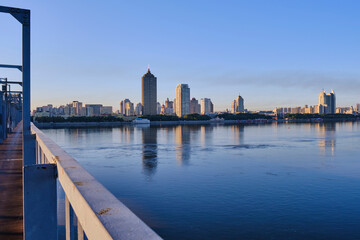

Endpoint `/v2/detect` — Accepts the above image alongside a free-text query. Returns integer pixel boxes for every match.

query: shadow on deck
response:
[0,124,23,240]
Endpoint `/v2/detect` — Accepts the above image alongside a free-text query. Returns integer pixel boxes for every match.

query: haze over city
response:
[1,0,359,111]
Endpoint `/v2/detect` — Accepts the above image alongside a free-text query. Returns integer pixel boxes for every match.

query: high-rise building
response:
[157,102,161,114]
[100,106,113,115]
[356,103,360,112]
[135,103,142,115]
[318,90,336,114]
[141,68,157,115]
[120,99,131,115]
[85,104,103,116]
[175,84,190,117]
[164,98,174,115]
[70,101,82,116]
[190,98,200,114]
[125,101,134,116]
[231,95,244,113]
[210,100,214,113]
[200,98,211,115]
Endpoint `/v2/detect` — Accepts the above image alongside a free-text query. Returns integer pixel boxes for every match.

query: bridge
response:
[0,5,162,240]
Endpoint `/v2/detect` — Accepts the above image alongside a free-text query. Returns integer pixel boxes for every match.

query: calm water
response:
[43,122,360,240]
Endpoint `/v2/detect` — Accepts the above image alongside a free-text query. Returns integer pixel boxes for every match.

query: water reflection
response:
[231,125,245,145]
[200,125,214,147]
[118,126,134,144]
[63,128,113,146]
[142,127,158,177]
[175,126,191,165]
[317,123,336,156]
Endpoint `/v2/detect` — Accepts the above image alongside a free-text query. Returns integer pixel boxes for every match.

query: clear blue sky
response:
[1,0,359,111]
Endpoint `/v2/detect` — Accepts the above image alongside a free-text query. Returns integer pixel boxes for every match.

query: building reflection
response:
[317,122,336,156]
[64,127,113,145]
[175,125,191,165]
[231,125,245,145]
[200,125,214,147]
[141,127,158,177]
[118,126,134,144]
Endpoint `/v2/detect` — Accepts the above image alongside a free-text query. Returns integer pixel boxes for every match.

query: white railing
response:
[31,123,162,240]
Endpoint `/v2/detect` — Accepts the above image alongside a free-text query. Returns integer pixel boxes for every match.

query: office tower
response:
[190,98,200,114]
[100,106,113,115]
[135,103,142,115]
[70,101,82,116]
[164,98,174,115]
[85,104,103,116]
[142,68,157,115]
[356,103,360,112]
[175,84,190,117]
[200,98,211,115]
[157,102,161,114]
[231,95,244,113]
[210,100,214,113]
[120,99,130,115]
[125,101,134,116]
[318,90,336,114]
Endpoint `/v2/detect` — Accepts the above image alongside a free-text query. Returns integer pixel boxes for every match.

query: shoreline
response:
[33,118,360,129]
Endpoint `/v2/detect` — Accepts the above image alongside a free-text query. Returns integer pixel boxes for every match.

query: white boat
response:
[132,118,150,124]
[210,117,225,122]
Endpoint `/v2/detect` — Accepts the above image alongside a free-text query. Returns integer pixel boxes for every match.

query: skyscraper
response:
[200,98,211,115]
[135,103,142,115]
[190,98,200,114]
[231,95,244,113]
[142,68,157,115]
[318,90,336,114]
[175,84,190,117]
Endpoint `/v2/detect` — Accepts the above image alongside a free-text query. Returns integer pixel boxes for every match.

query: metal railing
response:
[31,123,162,240]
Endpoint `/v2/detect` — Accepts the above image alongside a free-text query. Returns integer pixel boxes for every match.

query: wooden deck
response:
[0,125,23,239]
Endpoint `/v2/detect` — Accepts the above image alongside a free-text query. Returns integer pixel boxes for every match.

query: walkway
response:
[0,124,23,239]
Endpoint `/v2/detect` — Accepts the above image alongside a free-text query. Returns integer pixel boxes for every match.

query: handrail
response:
[31,123,162,240]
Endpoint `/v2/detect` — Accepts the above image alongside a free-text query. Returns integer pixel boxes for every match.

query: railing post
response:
[0,91,3,143]
[78,219,84,240]
[23,163,57,240]
[65,196,76,240]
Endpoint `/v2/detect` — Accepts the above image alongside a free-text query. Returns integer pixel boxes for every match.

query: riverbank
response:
[33,117,360,129]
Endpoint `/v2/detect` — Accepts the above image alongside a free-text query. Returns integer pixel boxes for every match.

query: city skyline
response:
[1,0,360,111]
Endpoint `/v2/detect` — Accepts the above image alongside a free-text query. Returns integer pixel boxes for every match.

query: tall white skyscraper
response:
[175,84,190,117]
[231,95,244,113]
[318,90,336,114]
[200,98,211,115]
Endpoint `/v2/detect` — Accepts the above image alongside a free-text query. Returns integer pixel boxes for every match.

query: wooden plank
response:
[0,124,23,240]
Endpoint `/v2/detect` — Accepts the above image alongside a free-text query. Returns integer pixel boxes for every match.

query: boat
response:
[210,117,225,123]
[132,118,150,124]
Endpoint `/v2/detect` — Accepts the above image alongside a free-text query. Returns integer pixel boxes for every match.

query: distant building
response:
[210,100,214,113]
[157,102,161,114]
[231,95,244,113]
[120,99,134,116]
[175,84,190,117]
[356,103,360,112]
[200,98,211,115]
[120,99,130,115]
[100,106,113,115]
[70,101,82,116]
[164,98,174,115]
[190,98,200,114]
[135,103,142,115]
[85,104,103,116]
[318,90,336,114]
[336,107,354,114]
[125,102,134,116]
[142,68,157,115]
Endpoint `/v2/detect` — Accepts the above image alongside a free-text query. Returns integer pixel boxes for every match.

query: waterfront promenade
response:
[0,124,23,239]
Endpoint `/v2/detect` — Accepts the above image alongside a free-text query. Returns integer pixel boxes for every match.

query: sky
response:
[1,0,359,111]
